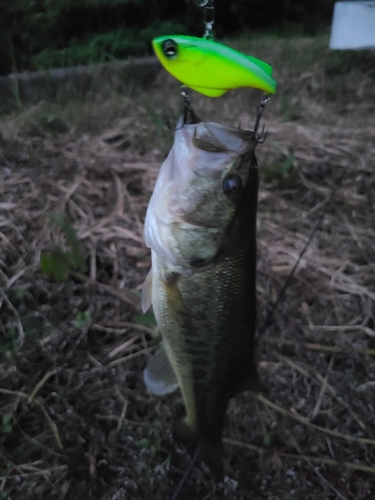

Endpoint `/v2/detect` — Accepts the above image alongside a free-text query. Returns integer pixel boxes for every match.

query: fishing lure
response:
[152,35,276,97]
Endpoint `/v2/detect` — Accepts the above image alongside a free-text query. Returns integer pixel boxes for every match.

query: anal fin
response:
[143,341,179,395]
[141,267,153,313]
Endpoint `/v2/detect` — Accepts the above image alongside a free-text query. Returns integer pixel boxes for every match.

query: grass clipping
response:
[1,34,375,500]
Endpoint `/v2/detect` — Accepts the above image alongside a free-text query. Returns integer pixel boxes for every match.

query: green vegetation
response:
[132,312,157,327]
[40,212,86,281]
[32,22,188,70]
[261,144,298,189]
[74,310,92,328]
[0,0,336,75]
[280,96,301,122]
[1,414,12,435]
[0,327,18,355]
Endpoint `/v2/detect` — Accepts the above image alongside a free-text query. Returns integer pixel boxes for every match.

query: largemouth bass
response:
[142,117,261,475]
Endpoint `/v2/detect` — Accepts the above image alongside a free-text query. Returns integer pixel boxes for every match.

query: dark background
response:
[0,0,336,75]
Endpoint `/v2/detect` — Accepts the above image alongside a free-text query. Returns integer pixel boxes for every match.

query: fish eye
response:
[162,39,178,59]
[222,174,242,199]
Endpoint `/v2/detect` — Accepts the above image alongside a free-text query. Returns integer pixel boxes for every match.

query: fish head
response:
[144,121,257,273]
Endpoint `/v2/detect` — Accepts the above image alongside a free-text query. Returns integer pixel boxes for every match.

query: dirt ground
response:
[1,35,375,499]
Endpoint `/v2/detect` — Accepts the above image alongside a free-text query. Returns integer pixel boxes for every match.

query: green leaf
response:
[280,154,295,176]
[14,288,32,299]
[132,312,157,327]
[263,432,271,446]
[0,327,18,354]
[2,414,12,434]
[139,438,151,449]
[40,250,69,281]
[74,310,91,328]
[41,212,87,281]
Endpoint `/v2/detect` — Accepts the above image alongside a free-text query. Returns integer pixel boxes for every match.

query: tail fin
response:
[238,367,266,394]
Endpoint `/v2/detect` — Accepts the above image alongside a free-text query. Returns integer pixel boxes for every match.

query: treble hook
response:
[167,86,201,130]
[181,86,201,125]
[181,86,191,122]
[253,93,271,143]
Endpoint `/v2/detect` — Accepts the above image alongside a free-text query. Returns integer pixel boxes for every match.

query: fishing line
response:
[168,0,215,130]
[169,446,202,500]
[166,87,201,130]
[253,94,271,143]
[200,0,215,39]
[257,164,349,338]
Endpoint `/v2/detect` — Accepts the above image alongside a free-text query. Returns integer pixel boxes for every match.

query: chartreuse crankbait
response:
[152,35,276,97]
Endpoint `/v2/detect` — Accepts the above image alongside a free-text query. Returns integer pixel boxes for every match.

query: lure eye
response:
[222,174,242,200]
[162,39,178,59]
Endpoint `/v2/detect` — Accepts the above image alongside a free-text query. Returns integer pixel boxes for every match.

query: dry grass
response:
[1,34,375,499]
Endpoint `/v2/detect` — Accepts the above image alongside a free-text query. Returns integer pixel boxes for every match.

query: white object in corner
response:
[330,1,375,49]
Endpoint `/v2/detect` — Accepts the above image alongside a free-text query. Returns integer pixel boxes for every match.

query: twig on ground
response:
[275,339,375,356]
[28,369,58,404]
[255,394,375,446]
[0,289,25,346]
[34,400,63,450]
[224,438,375,475]
[285,429,348,500]
[106,346,156,367]
[311,356,334,420]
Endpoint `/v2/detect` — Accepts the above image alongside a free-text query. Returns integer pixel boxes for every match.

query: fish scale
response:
[152,247,259,473]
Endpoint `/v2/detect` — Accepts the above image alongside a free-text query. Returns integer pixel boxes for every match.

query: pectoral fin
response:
[141,267,153,313]
[143,342,179,395]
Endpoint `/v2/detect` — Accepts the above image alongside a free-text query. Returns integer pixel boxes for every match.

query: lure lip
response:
[152,35,277,96]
